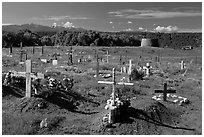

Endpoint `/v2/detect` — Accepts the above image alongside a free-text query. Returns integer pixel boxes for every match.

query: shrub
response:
[129,68,145,81]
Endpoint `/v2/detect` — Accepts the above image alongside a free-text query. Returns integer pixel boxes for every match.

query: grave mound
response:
[91,99,180,135]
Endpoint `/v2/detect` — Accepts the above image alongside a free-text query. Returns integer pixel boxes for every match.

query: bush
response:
[129,68,145,81]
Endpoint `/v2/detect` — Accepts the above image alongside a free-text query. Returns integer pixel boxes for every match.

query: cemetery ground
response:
[2,46,202,135]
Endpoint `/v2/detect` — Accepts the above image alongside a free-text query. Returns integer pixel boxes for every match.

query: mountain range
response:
[2,23,86,33]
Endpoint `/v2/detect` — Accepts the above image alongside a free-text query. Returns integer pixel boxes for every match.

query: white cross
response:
[105,50,111,63]
[128,59,132,75]
[180,60,185,70]
[12,60,44,98]
[98,68,134,106]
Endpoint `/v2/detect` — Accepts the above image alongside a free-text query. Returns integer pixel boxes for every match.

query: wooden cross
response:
[9,43,13,54]
[154,83,176,101]
[20,42,23,50]
[98,68,134,105]
[128,59,132,75]
[96,53,99,77]
[106,50,111,63]
[41,45,44,55]
[32,46,35,54]
[13,60,44,98]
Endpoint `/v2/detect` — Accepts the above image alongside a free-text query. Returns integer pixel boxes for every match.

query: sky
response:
[2,2,202,32]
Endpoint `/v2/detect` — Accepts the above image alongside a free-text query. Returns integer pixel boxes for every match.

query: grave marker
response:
[52,60,58,66]
[20,42,23,50]
[154,82,176,101]
[182,60,193,76]
[32,46,35,54]
[106,50,111,63]
[13,60,44,98]
[9,43,13,54]
[180,60,185,70]
[96,53,99,77]
[98,68,134,105]
[98,68,133,123]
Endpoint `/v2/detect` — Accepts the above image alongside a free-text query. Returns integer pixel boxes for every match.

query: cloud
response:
[112,26,115,29]
[128,21,132,24]
[154,25,178,33]
[63,21,75,28]
[108,8,201,19]
[32,15,89,21]
[109,21,113,24]
[138,27,144,30]
[124,28,133,31]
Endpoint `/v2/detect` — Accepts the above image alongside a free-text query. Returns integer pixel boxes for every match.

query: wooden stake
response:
[96,53,99,77]
[32,46,35,54]
[10,43,13,54]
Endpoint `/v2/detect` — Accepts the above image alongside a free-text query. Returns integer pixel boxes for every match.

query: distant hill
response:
[2,23,86,33]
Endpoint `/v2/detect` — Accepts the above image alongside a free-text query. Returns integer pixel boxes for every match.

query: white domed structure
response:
[141,38,152,47]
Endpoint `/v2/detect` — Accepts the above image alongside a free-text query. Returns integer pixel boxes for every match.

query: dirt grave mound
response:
[91,99,180,135]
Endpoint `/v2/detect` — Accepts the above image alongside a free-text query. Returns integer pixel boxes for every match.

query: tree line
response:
[2,29,202,49]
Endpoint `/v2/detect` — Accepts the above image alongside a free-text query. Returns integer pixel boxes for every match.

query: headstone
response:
[52,60,58,66]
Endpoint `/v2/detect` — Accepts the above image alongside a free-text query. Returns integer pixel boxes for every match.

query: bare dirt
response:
[2,46,202,135]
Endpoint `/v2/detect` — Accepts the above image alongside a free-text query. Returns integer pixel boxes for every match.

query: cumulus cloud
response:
[109,21,113,24]
[108,8,201,19]
[154,25,179,33]
[124,28,133,31]
[138,27,144,30]
[128,21,132,24]
[63,21,75,28]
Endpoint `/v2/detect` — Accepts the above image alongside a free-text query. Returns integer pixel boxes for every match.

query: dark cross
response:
[155,83,176,101]
[41,45,44,55]
[32,46,35,54]
[20,42,23,50]
[125,49,128,63]
[69,46,73,65]
[96,53,99,77]
[9,43,13,54]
